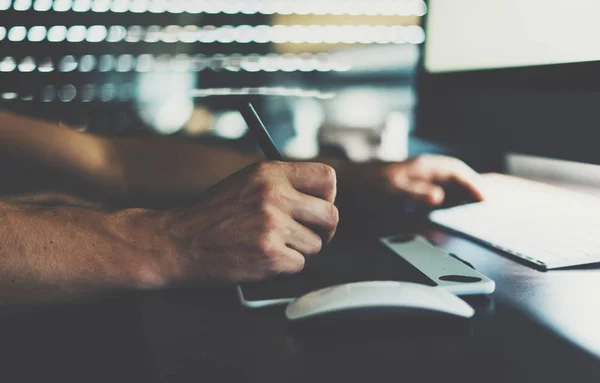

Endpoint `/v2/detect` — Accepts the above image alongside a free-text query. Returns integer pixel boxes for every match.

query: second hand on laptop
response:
[239,102,284,161]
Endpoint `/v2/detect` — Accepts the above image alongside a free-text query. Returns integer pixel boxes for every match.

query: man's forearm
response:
[0,109,260,206]
[107,138,261,206]
[0,109,348,207]
[0,200,178,304]
[0,110,115,198]
[2,192,107,210]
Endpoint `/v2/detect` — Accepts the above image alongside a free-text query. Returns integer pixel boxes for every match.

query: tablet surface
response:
[238,235,495,308]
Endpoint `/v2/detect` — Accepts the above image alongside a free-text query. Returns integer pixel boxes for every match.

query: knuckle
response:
[256,233,280,259]
[258,207,279,231]
[406,156,423,171]
[310,236,323,254]
[253,161,273,177]
[254,161,284,178]
[290,257,306,274]
[256,182,280,202]
[256,184,292,211]
[410,155,435,174]
[319,164,337,186]
[414,155,428,166]
[329,203,340,228]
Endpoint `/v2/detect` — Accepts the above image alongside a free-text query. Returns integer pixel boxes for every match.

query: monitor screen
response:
[425,0,600,73]
[414,0,600,168]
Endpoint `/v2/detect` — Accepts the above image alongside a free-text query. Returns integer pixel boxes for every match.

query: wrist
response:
[115,208,185,289]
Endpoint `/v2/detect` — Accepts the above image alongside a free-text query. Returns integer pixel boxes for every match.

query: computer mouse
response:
[285,281,475,322]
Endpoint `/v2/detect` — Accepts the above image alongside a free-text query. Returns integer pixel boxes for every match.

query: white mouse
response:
[285,281,475,322]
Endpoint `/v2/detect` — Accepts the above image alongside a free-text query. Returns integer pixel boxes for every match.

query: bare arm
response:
[0,199,174,304]
[0,109,259,206]
[0,110,114,198]
[0,162,339,304]
[0,109,483,210]
[107,136,260,206]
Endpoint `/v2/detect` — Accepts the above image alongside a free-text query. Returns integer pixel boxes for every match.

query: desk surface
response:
[0,215,599,383]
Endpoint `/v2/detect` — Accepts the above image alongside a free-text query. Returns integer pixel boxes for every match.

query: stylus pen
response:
[239,102,285,161]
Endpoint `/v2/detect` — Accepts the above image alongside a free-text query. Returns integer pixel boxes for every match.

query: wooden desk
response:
[0,215,598,383]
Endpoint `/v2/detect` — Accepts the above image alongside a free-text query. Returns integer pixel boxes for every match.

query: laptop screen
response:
[424,0,600,73]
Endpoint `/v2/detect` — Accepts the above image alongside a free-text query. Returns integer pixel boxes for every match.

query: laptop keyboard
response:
[430,176,600,270]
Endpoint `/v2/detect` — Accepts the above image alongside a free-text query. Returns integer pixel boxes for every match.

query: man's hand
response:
[335,155,485,208]
[158,162,339,283]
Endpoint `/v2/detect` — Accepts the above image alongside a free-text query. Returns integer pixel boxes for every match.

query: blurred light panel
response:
[161,25,181,43]
[191,87,335,99]
[144,25,161,42]
[406,25,426,44]
[38,57,54,72]
[180,25,199,43]
[33,0,51,10]
[0,0,11,10]
[192,54,208,71]
[106,25,127,42]
[58,84,77,102]
[18,56,36,72]
[53,0,71,11]
[86,25,107,42]
[125,25,144,42]
[27,26,47,42]
[135,54,154,72]
[0,57,17,72]
[80,84,95,102]
[136,71,195,134]
[98,55,116,72]
[72,0,91,12]
[47,25,67,42]
[154,54,170,71]
[130,0,149,13]
[8,26,27,42]
[26,0,426,15]
[170,54,191,72]
[119,83,133,101]
[41,85,55,102]
[67,25,87,42]
[111,0,128,12]
[59,55,78,72]
[208,54,225,71]
[0,27,6,41]
[79,55,96,72]
[91,0,110,12]
[1,92,18,100]
[2,25,422,45]
[14,0,32,11]
[167,0,185,13]
[214,111,249,139]
[99,83,117,102]
[116,54,135,72]
[0,53,353,74]
[148,0,168,13]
